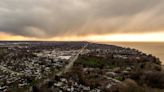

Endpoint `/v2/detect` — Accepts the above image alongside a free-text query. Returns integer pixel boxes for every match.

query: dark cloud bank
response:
[0,0,164,38]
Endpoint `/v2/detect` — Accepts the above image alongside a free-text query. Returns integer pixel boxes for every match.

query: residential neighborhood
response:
[0,41,163,92]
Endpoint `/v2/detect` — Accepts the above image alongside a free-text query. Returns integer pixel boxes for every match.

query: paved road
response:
[0,65,24,76]
[57,43,88,75]
[28,43,88,91]
[0,65,37,77]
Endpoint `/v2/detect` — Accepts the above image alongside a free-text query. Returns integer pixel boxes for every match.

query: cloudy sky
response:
[0,0,164,41]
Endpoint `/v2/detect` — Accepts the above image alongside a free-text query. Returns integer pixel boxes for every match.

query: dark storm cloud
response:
[0,0,164,38]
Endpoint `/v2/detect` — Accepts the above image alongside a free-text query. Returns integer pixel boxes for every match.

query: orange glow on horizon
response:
[0,32,37,41]
[0,32,164,42]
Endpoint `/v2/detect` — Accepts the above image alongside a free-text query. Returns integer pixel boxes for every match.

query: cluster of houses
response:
[0,41,161,92]
[0,45,80,91]
[38,44,161,92]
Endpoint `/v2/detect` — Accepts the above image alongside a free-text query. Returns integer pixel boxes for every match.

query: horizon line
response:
[0,40,164,43]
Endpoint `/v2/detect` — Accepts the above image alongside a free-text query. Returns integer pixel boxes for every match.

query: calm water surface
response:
[102,42,164,64]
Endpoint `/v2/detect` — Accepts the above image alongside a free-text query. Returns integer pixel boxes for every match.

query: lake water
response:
[102,42,164,65]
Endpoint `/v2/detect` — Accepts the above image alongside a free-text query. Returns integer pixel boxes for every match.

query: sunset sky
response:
[0,0,164,42]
